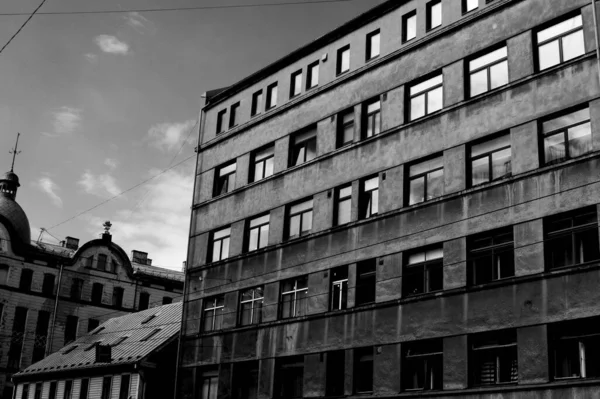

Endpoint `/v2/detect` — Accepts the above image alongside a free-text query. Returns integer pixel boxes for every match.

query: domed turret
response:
[0,171,20,200]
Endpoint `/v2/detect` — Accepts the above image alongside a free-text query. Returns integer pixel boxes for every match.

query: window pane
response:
[427,169,444,200]
[538,40,561,71]
[490,61,509,89]
[408,252,426,265]
[220,163,236,176]
[426,247,444,260]
[472,134,511,157]
[411,75,443,95]
[491,148,512,179]
[248,229,258,252]
[221,238,230,260]
[537,15,583,43]
[545,133,566,163]
[265,157,274,178]
[371,190,379,215]
[411,94,426,120]
[289,215,300,238]
[337,199,351,225]
[302,211,313,234]
[255,146,274,161]
[427,86,443,113]
[294,146,305,165]
[339,186,352,198]
[409,177,425,205]
[470,69,488,97]
[212,241,221,263]
[568,122,592,158]
[470,47,508,71]
[341,49,350,72]
[405,266,424,295]
[410,156,444,176]
[406,14,417,41]
[465,0,478,12]
[310,64,319,87]
[562,30,585,62]
[214,227,231,240]
[430,2,442,28]
[291,200,313,214]
[371,33,380,58]
[259,225,269,249]
[367,101,381,114]
[306,139,317,162]
[250,214,270,228]
[364,177,379,191]
[543,108,590,133]
[294,73,302,95]
[254,161,264,182]
[427,262,443,292]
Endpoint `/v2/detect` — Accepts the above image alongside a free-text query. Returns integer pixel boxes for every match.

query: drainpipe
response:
[593,0,600,81]
[46,262,64,356]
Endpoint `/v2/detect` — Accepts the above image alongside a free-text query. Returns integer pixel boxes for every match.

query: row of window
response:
[196,317,600,399]
[19,374,132,399]
[200,206,600,332]
[212,5,582,146]
[210,11,587,205]
[208,102,594,263]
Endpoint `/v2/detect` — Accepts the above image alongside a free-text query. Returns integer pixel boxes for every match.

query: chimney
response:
[131,250,148,264]
[146,258,152,266]
[95,344,112,363]
[182,261,187,272]
[64,236,79,250]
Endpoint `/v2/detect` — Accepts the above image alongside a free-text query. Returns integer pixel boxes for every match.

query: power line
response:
[0,0,47,55]
[0,0,355,16]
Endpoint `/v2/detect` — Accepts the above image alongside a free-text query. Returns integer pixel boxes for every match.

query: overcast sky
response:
[0,0,385,270]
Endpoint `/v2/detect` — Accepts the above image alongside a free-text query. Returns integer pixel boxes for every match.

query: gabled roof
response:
[14,302,182,381]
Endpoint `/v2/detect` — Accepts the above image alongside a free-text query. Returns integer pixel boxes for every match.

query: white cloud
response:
[78,170,122,198]
[124,12,151,32]
[42,107,82,137]
[95,35,130,55]
[104,158,119,170]
[147,119,197,152]
[84,167,193,270]
[36,177,63,208]
[85,53,98,63]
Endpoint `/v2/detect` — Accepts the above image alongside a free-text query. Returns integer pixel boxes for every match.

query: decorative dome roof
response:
[2,171,20,186]
[0,195,31,244]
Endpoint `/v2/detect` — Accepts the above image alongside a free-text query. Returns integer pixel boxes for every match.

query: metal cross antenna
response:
[8,132,21,172]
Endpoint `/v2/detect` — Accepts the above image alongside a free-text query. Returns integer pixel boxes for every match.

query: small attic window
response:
[62,345,78,355]
[92,326,105,335]
[140,329,161,342]
[85,341,102,351]
[111,336,128,347]
[141,313,159,324]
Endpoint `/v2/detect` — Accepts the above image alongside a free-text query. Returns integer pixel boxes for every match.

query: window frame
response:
[403,246,444,296]
[468,227,514,286]
[213,161,237,197]
[535,14,585,72]
[402,339,443,392]
[540,106,592,165]
[216,109,227,134]
[306,61,319,90]
[407,155,444,206]
[70,278,83,300]
[355,259,377,306]
[290,128,317,167]
[354,347,374,394]
[363,98,382,139]
[469,132,512,186]
[334,184,352,226]
[426,0,442,31]
[336,45,351,76]
[470,329,518,386]
[202,296,225,332]
[287,198,314,239]
[200,370,219,399]
[551,317,600,380]
[290,69,303,98]
[337,108,355,148]
[251,90,263,117]
[19,268,33,291]
[402,10,417,43]
[112,286,124,308]
[209,227,231,263]
[42,273,55,295]
[239,286,264,326]
[91,282,103,304]
[251,144,274,183]
[266,82,278,110]
[280,276,308,319]
[366,29,381,61]
[247,214,270,252]
[275,356,304,398]
[229,102,240,129]
[467,45,509,98]
[330,266,349,311]
[462,0,478,14]
[408,73,444,121]
[359,176,379,220]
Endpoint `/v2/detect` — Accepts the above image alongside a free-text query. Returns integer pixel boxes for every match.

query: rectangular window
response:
[19,268,32,291]
[232,361,259,399]
[471,329,518,385]
[330,266,348,311]
[79,379,89,399]
[266,83,278,110]
[326,350,345,396]
[251,90,263,117]
[337,45,350,75]
[210,227,231,263]
[334,185,352,226]
[468,227,514,285]
[402,10,417,43]
[366,29,381,61]
[138,292,150,310]
[276,356,304,398]
[101,377,112,399]
[403,339,443,391]
[408,155,444,205]
[356,259,376,306]
[469,46,509,97]
[112,287,124,308]
[470,133,511,186]
[290,69,302,98]
[247,214,269,252]
[97,254,108,271]
[552,317,600,379]
[426,0,442,30]
[91,283,103,304]
[359,176,379,219]
[70,278,83,300]
[200,370,218,399]
[290,127,317,166]
[404,246,443,296]
[287,199,313,239]
[251,145,274,182]
[545,206,600,270]
[42,273,55,295]
[337,108,354,147]
[542,107,591,165]
[214,161,236,197]
[462,0,478,14]
[21,384,29,399]
[239,286,264,326]
[354,347,374,393]
[363,99,381,138]
[216,109,227,134]
[537,14,584,71]
[32,310,50,363]
[34,384,42,399]
[202,296,225,332]
[64,315,78,344]
[409,74,443,121]
[229,102,240,128]
[280,276,308,319]
[306,61,319,90]
[64,380,73,399]
[119,375,130,399]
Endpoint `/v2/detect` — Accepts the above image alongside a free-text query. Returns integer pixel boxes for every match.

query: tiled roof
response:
[132,262,184,282]
[30,240,76,257]
[14,302,182,379]
[0,196,30,244]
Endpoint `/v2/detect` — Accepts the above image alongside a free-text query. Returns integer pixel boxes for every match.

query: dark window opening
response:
[334,185,352,226]
[65,315,78,344]
[112,287,124,308]
[337,109,354,148]
[336,45,350,75]
[19,268,33,291]
[139,292,150,311]
[356,259,376,306]
[8,307,28,370]
[87,319,99,333]
[251,90,263,117]
[229,102,240,128]
[402,339,443,391]
[266,83,278,110]
[32,310,51,363]
[232,361,259,399]
[290,127,317,167]
[101,377,112,399]
[42,273,55,296]
[330,266,348,311]
[552,317,600,379]
[91,283,104,304]
[326,350,345,396]
[119,375,131,399]
[80,379,89,399]
[354,347,374,393]
[70,278,83,300]
[359,176,379,219]
[97,254,108,271]
[471,329,518,386]
[290,69,302,98]
[213,161,236,197]
[276,356,304,398]
[162,296,173,305]
[468,227,514,286]
[404,246,443,296]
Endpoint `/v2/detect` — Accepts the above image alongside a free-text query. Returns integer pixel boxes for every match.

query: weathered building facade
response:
[0,171,183,398]
[180,0,600,398]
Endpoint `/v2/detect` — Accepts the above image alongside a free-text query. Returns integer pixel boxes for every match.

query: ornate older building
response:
[0,168,184,399]
[179,0,600,398]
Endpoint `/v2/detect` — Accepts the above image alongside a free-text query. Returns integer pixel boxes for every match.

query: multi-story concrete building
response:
[0,169,184,398]
[179,0,600,398]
